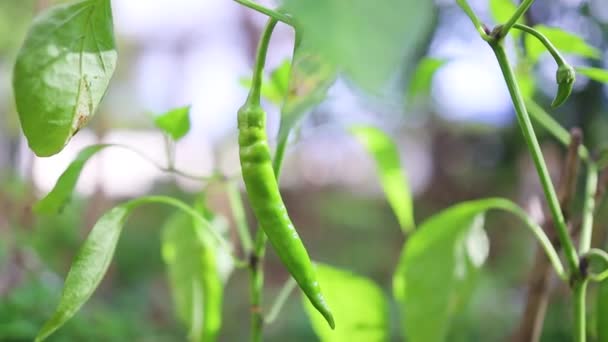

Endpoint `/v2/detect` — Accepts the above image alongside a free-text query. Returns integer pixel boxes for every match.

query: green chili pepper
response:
[237,18,335,329]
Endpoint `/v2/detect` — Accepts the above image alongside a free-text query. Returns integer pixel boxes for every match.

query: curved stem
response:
[455,0,491,40]
[490,41,579,274]
[582,248,608,282]
[512,24,567,65]
[501,0,536,38]
[233,0,294,27]
[579,164,598,253]
[247,18,279,107]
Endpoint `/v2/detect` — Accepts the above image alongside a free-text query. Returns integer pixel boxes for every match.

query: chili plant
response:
[8,0,608,341]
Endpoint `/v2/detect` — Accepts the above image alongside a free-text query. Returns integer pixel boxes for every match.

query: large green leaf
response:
[349,125,415,233]
[154,106,192,141]
[34,144,111,215]
[162,208,224,342]
[303,264,389,341]
[35,204,131,342]
[393,198,556,342]
[13,0,117,157]
[525,25,600,64]
[281,0,435,92]
[277,36,337,142]
[577,66,608,84]
[35,196,228,341]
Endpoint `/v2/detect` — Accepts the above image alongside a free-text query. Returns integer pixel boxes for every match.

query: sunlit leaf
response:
[281,0,435,92]
[277,36,337,142]
[13,0,117,156]
[349,125,415,233]
[34,144,111,215]
[162,207,224,341]
[490,0,519,24]
[154,106,191,141]
[303,264,389,341]
[394,200,495,342]
[35,196,228,341]
[577,66,608,84]
[407,57,446,105]
[525,26,600,64]
[35,204,131,342]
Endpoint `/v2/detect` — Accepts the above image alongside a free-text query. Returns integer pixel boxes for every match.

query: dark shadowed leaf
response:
[525,26,600,64]
[13,0,117,156]
[35,204,131,342]
[281,0,435,92]
[35,144,111,215]
[349,125,414,232]
[154,106,192,141]
[303,264,389,341]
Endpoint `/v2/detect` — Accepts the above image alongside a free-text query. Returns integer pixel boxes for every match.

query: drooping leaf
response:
[35,204,131,342]
[303,264,389,341]
[13,0,117,156]
[597,280,608,341]
[35,196,229,341]
[162,208,224,342]
[576,66,608,84]
[154,106,191,141]
[277,36,337,142]
[406,57,446,106]
[35,144,111,215]
[281,0,435,92]
[349,125,415,232]
[525,26,600,64]
[393,198,559,341]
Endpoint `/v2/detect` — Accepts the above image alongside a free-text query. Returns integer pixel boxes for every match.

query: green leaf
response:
[281,0,435,92]
[406,57,446,105]
[239,60,292,105]
[393,198,561,341]
[576,66,608,84]
[162,207,224,342]
[597,280,608,341]
[489,0,519,25]
[154,106,191,141]
[277,36,337,142]
[35,144,111,215]
[35,195,228,341]
[13,0,117,157]
[303,264,389,342]
[525,25,600,64]
[35,204,131,342]
[349,125,415,233]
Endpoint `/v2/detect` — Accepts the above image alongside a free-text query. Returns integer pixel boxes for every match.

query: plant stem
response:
[500,0,536,38]
[233,0,294,27]
[264,277,297,324]
[512,24,567,65]
[579,164,598,254]
[573,281,588,342]
[455,0,491,40]
[489,41,579,273]
[227,181,253,254]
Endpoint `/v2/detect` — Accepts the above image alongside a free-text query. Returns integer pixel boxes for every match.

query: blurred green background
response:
[1,0,608,341]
